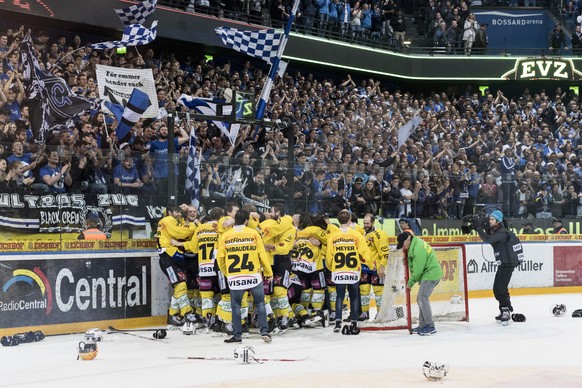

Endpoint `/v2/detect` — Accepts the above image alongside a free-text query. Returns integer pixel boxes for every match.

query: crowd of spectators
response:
[0,25,582,222]
[160,0,553,54]
[162,0,409,48]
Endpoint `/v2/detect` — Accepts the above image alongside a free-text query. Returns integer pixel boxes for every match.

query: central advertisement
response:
[0,256,152,328]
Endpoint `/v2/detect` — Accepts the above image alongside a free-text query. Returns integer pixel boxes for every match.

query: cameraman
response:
[475,210,523,324]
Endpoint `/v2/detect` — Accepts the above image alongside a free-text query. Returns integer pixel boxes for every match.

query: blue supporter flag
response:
[177,94,239,145]
[114,88,151,143]
[215,27,282,64]
[185,125,201,209]
[20,32,100,144]
[91,21,158,50]
[397,115,422,148]
[115,0,157,26]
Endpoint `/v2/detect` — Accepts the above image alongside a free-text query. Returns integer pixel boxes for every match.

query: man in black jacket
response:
[552,218,568,234]
[476,210,524,325]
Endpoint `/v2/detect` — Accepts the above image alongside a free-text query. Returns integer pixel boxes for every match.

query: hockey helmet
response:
[84,328,103,342]
[78,341,98,360]
[422,361,450,381]
[552,304,567,317]
[233,345,255,364]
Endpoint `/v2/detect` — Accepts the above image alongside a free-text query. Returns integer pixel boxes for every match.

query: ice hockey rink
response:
[2,293,581,388]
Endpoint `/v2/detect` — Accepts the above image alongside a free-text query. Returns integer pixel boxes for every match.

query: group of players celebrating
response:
[155,201,397,342]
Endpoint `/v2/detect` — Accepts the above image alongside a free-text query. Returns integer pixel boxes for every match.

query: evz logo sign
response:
[502,58,582,80]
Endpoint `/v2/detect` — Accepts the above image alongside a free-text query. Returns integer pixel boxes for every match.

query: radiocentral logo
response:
[1,267,53,315]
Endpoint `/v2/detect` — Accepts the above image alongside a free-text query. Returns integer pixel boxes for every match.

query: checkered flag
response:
[185,124,201,209]
[115,0,157,26]
[215,27,282,64]
[91,21,158,50]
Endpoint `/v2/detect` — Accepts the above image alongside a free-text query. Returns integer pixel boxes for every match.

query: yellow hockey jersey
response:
[216,225,273,290]
[156,215,196,257]
[184,221,219,276]
[326,227,372,284]
[293,225,324,273]
[365,227,390,270]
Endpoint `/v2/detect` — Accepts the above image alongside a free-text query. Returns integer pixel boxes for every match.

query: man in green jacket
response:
[396,231,443,336]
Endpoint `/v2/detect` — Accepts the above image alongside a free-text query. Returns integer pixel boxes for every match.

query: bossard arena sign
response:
[502,58,582,80]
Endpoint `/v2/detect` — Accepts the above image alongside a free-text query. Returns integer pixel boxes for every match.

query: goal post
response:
[360,243,469,332]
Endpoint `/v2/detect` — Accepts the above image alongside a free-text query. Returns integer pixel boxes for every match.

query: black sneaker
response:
[333,321,342,333]
[261,334,272,343]
[224,336,242,343]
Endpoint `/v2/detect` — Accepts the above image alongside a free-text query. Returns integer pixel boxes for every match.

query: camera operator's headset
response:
[463,205,510,264]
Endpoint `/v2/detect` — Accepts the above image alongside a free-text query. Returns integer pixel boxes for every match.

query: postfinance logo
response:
[1,267,53,315]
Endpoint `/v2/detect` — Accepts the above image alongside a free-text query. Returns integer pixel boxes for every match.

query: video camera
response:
[461,212,490,234]
[461,206,507,234]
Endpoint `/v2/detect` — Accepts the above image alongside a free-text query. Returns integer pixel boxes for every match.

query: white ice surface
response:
[1,293,582,388]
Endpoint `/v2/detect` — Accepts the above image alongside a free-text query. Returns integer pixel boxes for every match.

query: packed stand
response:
[159,0,409,50]
[0,26,581,222]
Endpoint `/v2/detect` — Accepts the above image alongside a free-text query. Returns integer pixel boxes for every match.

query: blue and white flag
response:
[115,0,157,26]
[185,124,201,209]
[20,33,100,143]
[177,94,240,145]
[91,21,158,50]
[215,27,282,64]
[215,0,299,127]
[397,115,422,148]
[112,88,151,142]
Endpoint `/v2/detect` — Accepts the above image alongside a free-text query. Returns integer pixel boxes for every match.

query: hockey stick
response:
[108,326,169,333]
[107,326,169,343]
[168,355,308,362]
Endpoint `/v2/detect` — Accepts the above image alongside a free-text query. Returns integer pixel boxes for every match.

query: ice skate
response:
[500,307,511,326]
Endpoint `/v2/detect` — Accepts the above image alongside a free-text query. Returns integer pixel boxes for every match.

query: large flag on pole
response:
[177,94,240,145]
[115,0,157,26]
[185,122,201,209]
[90,21,158,50]
[215,27,282,64]
[254,0,299,121]
[397,115,422,148]
[214,0,298,124]
[20,32,100,143]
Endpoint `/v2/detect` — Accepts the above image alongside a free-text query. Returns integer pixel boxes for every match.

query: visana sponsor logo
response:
[294,260,314,272]
[333,273,359,282]
[228,277,259,287]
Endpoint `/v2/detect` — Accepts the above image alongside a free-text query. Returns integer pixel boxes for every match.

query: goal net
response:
[360,244,469,331]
